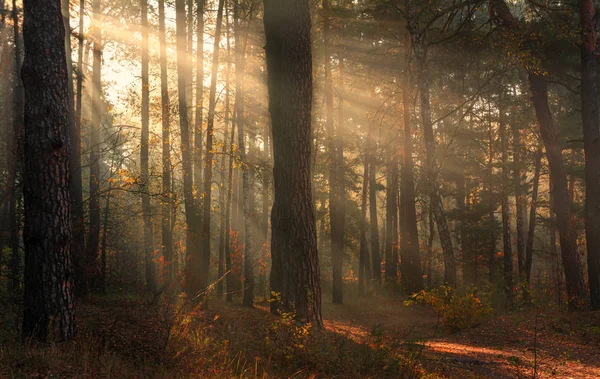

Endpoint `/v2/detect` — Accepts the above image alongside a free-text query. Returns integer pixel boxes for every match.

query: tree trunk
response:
[177,0,203,297]
[524,145,542,300]
[491,0,587,311]
[21,0,76,342]
[499,96,513,304]
[194,0,204,186]
[384,150,399,287]
[399,34,423,294]
[140,0,156,293]
[581,0,600,310]
[264,0,322,327]
[358,153,370,296]
[368,138,381,285]
[225,117,236,302]
[513,122,527,280]
[86,0,103,291]
[158,0,174,285]
[405,0,456,286]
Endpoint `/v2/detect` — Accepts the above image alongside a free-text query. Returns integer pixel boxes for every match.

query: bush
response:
[404,286,491,333]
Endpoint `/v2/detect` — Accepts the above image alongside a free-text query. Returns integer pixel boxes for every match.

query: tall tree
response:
[194,0,204,185]
[86,0,103,291]
[21,0,76,342]
[490,0,587,310]
[499,94,513,303]
[368,140,381,285]
[399,33,422,294]
[580,0,600,310]
[158,0,174,284]
[384,150,399,287]
[140,0,156,293]
[405,0,456,286]
[264,0,323,326]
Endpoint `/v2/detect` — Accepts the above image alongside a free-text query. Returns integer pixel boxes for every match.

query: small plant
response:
[404,285,491,332]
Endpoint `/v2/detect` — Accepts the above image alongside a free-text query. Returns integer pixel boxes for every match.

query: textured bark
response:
[491,0,586,312]
[177,0,203,297]
[140,0,156,293]
[264,0,322,327]
[399,34,423,294]
[85,0,102,290]
[158,0,174,284]
[21,0,76,341]
[499,98,513,303]
[368,139,381,284]
[405,0,456,286]
[581,0,600,310]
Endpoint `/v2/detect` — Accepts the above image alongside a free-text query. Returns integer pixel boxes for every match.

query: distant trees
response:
[21,0,76,341]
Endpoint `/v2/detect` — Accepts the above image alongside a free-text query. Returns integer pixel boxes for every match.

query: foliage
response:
[404,286,491,333]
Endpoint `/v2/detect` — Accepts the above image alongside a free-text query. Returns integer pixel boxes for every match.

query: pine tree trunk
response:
[264,0,322,327]
[194,0,204,186]
[399,34,423,293]
[140,0,156,293]
[580,0,600,310]
[384,150,398,287]
[368,138,381,285]
[358,154,370,296]
[177,0,203,297]
[513,123,527,279]
[524,145,542,300]
[158,0,174,285]
[21,0,76,341]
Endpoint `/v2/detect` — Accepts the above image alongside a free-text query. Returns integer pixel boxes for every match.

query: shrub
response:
[404,286,491,332]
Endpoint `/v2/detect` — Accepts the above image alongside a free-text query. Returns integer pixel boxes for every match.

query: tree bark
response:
[158,0,174,285]
[21,0,76,342]
[359,152,370,296]
[399,33,423,294]
[513,122,527,280]
[264,0,322,327]
[140,0,156,293]
[580,0,600,310]
[524,145,542,300]
[368,138,381,285]
[384,150,399,287]
[499,96,513,304]
[194,0,204,186]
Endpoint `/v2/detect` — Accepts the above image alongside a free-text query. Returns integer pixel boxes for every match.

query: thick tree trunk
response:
[399,35,423,294]
[140,0,156,293]
[176,0,203,297]
[264,0,322,327]
[158,0,173,285]
[581,0,600,310]
[86,0,102,291]
[21,0,76,342]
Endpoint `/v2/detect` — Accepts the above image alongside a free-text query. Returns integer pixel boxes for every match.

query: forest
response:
[1,0,600,377]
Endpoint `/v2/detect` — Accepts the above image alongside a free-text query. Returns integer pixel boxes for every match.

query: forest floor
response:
[1,293,600,378]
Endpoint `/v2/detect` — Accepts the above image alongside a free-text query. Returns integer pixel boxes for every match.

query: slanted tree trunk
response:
[399,34,422,294]
[264,0,322,327]
[140,0,156,293]
[21,0,76,342]
[580,0,600,310]
[499,95,513,304]
[405,0,456,286]
[158,0,173,285]
[86,0,103,291]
